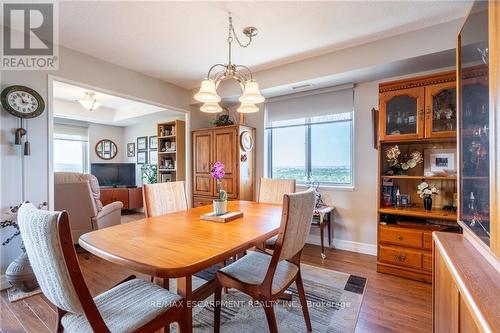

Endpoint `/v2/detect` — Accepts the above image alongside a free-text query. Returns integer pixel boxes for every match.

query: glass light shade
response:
[194,79,221,103]
[78,98,100,111]
[200,102,223,113]
[239,80,265,104]
[237,102,259,113]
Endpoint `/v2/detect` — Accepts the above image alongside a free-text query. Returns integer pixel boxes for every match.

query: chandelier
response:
[194,13,265,113]
[77,91,100,111]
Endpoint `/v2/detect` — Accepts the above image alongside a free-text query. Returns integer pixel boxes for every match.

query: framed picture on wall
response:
[149,136,157,150]
[137,136,147,151]
[149,151,158,165]
[137,150,147,164]
[127,143,135,157]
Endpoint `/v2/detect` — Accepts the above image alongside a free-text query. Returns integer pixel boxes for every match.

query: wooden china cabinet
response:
[433,2,500,332]
[192,125,255,207]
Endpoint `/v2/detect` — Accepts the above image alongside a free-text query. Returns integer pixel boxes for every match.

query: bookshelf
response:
[156,120,185,183]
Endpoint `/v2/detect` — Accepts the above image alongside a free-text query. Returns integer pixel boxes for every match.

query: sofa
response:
[54,172,123,243]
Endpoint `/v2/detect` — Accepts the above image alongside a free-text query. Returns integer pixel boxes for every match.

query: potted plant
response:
[211,161,228,215]
[417,182,439,211]
[1,202,46,292]
[141,164,158,184]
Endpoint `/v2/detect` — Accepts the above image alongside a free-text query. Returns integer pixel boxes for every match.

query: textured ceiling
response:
[54,1,471,89]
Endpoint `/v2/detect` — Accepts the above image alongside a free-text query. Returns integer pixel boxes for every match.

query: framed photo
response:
[149,136,157,150]
[137,150,148,164]
[424,148,457,176]
[127,143,135,157]
[137,136,148,151]
[149,151,158,165]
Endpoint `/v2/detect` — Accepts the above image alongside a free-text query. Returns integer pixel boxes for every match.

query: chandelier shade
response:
[200,102,223,113]
[78,91,100,111]
[194,79,221,103]
[237,102,259,113]
[197,13,264,113]
[239,81,265,104]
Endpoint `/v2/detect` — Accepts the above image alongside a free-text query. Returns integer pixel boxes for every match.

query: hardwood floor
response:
[0,244,431,333]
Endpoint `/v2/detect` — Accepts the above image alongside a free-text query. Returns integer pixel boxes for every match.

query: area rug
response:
[174,263,367,333]
[7,287,42,302]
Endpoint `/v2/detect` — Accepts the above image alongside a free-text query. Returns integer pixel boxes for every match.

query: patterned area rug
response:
[180,263,366,333]
[7,287,42,302]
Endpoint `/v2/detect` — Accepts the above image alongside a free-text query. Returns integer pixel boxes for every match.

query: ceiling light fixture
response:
[194,12,265,113]
[78,91,100,111]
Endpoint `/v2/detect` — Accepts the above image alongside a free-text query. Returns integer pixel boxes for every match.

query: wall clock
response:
[240,131,254,152]
[1,85,45,119]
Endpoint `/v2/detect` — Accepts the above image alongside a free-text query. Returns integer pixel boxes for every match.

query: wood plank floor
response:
[0,244,431,333]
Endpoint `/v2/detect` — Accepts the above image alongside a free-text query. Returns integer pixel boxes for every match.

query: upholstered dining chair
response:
[17,203,187,333]
[214,189,316,333]
[143,181,188,218]
[258,178,296,250]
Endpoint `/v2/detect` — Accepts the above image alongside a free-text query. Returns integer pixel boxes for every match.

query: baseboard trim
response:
[306,234,377,256]
[0,275,10,291]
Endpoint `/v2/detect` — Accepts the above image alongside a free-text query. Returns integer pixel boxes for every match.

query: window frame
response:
[266,114,354,189]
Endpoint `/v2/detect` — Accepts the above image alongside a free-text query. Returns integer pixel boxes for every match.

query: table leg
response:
[319,213,326,259]
[177,275,193,333]
[327,213,332,247]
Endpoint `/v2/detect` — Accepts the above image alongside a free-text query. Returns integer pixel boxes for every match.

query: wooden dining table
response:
[79,200,283,332]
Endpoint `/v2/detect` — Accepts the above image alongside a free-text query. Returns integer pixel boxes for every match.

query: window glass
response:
[310,121,352,184]
[271,126,306,182]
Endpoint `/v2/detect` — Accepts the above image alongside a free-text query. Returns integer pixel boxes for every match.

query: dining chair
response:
[17,202,187,333]
[258,178,296,250]
[214,189,316,333]
[143,181,188,217]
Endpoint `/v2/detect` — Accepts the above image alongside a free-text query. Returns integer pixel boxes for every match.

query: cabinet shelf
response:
[378,207,457,221]
[381,175,457,180]
[158,151,177,154]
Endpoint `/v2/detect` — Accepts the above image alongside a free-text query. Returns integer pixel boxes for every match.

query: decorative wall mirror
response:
[95,139,118,160]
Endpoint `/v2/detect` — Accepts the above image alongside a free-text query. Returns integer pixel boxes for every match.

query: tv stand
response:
[100,187,143,210]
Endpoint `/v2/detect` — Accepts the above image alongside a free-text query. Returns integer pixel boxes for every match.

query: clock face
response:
[240,131,254,152]
[1,86,45,119]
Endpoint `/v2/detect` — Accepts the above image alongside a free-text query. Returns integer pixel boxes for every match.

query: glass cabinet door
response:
[425,82,457,138]
[458,1,490,246]
[380,87,425,141]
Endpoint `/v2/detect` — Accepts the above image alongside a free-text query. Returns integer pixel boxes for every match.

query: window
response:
[267,112,353,186]
[53,123,89,173]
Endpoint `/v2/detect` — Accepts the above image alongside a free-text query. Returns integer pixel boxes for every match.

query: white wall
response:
[0,46,191,277]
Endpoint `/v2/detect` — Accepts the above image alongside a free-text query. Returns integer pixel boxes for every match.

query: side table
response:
[313,206,335,259]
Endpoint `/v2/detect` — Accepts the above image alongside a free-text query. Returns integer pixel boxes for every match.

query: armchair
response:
[54,172,123,243]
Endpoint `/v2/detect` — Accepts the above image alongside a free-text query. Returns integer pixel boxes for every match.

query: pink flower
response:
[211,162,225,180]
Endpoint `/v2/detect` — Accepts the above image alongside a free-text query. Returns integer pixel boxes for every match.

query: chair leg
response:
[177,312,189,333]
[214,284,223,333]
[262,300,278,333]
[296,273,312,332]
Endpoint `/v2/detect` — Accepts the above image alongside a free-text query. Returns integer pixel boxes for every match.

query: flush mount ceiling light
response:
[77,91,101,111]
[194,12,265,113]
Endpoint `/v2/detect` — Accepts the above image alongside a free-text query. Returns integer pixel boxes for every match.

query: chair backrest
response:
[143,181,188,217]
[274,189,316,261]
[258,178,296,205]
[55,172,103,211]
[18,203,85,314]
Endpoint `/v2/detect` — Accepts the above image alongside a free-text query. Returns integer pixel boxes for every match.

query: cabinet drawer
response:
[422,252,432,272]
[193,196,213,208]
[380,226,423,248]
[379,245,422,270]
[423,232,433,250]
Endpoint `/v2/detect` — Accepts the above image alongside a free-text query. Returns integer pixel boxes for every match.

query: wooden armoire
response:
[192,125,255,207]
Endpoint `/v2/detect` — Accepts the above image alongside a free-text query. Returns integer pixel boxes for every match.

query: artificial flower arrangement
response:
[385,145,423,175]
[211,161,228,215]
[417,181,439,211]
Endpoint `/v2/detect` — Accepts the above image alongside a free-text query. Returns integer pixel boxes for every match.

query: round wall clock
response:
[240,131,254,152]
[1,85,45,119]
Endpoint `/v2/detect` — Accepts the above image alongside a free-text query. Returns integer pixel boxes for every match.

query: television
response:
[91,163,136,188]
